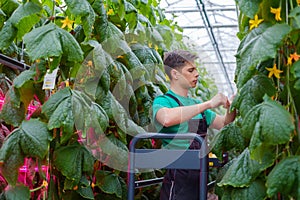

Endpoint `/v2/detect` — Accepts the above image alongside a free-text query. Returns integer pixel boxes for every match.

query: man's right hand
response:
[209,93,229,109]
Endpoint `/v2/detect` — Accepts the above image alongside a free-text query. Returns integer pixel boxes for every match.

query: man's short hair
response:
[163,50,198,78]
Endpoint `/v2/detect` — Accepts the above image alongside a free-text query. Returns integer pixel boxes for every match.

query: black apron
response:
[160,93,208,200]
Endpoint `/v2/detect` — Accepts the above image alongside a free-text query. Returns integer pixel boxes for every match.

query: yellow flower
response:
[290,52,300,62]
[107,9,114,15]
[65,80,69,87]
[42,180,48,188]
[266,64,283,79]
[87,60,93,67]
[298,0,300,5]
[270,7,282,21]
[61,16,74,29]
[154,45,159,51]
[249,15,264,30]
[287,56,292,66]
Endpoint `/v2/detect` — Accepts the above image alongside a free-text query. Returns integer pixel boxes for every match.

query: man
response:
[152,50,236,199]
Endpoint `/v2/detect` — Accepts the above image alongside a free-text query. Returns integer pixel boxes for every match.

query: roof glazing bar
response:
[195,0,234,94]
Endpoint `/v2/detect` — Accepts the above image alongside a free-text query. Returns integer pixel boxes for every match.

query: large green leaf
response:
[42,87,71,117]
[9,2,42,39]
[107,61,127,99]
[292,60,300,90]
[90,102,109,131]
[232,75,276,118]
[0,119,50,185]
[64,0,95,37]
[13,70,37,109]
[241,95,295,159]
[98,91,127,124]
[155,24,174,49]
[23,23,84,62]
[19,119,52,157]
[0,130,24,185]
[0,21,17,50]
[0,88,25,127]
[266,156,300,199]
[289,6,300,29]
[42,87,109,143]
[76,176,94,199]
[13,70,36,88]
[150,27,165,45]
[235,0,262,18]
[217,148,271,187]
[95,170,126,198]
[134,84,152,126]
[65,0,90,16]
[4,184,30,200]
[221,179,266,200]
[138,4,156,25]
[95,20,130,57]
[117,50,147,79]
[63,175,94,198]
[211,123,246,158]
[236,23,291,87]
[42,87,74,142]
[126,118,146,136]
[130,18,146,43]
[73,90,109,138]
[90,134,129,171]
[1,0,19,16]
[124,1,138,30]
[78,40,114,97]
[131,43,160,78]
[91,41,113,75]
[53,142,94,184]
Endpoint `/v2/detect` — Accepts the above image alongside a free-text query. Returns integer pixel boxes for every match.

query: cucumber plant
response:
[212,0,300,199]
[0,0,216,199]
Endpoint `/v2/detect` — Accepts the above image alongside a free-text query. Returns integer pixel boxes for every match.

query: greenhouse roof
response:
[160,0,240,97]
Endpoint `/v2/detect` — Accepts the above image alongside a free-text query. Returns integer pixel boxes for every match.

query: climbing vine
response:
[213,0,300,199]
[0,0,216,199]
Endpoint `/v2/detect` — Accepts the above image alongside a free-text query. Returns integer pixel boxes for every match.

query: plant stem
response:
[277,53,281,93]
[30,185,44,193]
[287,0,290,24]
[286,66,300,142]
[289,0,294,10]
[52,0,55,19]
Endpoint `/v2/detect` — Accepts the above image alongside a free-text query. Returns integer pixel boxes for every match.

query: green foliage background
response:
[0,0,216,199]
[212,0,300,199]
[4,0,299,199]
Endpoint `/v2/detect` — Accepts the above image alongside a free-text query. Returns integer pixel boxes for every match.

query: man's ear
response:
[171,69,178,80]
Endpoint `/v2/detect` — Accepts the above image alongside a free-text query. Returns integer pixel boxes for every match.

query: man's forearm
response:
[224,108,236,125]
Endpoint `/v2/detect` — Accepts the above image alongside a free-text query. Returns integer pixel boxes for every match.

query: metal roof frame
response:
[160,0,239,96]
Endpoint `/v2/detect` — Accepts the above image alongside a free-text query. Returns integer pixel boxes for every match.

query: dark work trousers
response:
[160,118,208,200]
[160,93,209,200]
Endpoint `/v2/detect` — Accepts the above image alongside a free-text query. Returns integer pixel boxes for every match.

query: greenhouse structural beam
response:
[195,0,234,94]
[0,53,30,71]
[165,7,237,13]
[181,24,238,29]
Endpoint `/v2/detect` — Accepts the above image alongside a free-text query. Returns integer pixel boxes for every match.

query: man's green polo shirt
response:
[152,90,216,149]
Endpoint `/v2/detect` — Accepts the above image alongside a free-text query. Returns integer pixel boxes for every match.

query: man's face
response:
[176,62,199,89]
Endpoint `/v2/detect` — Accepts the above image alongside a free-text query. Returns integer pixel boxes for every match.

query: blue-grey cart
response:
[127,132,209,200]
